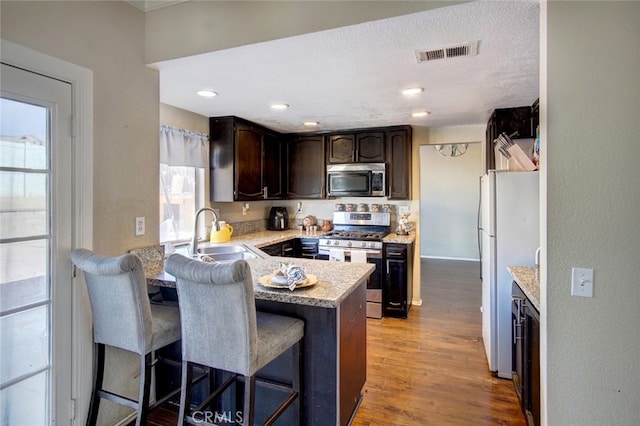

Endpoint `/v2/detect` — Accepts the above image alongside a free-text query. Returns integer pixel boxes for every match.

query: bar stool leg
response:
[178,361,193,425]
[135,353,153,426]
[292,341,302,425]
[242,375,256,426]
[86,343,105,426]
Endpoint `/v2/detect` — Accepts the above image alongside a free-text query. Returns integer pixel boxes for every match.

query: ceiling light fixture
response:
[402,87,424,96]
[270,103,289,110]
[196,90,218,97]
[303,121,319,127]
[412,111,431,118]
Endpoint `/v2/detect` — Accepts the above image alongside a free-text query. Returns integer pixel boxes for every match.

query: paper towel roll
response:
[329,249,345,262]
[350,250,368,264]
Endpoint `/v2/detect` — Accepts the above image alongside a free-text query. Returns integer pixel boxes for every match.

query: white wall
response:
[419,142,483,260]
[544,2,640,424]
[418,125,485,259]
[1,1,160,257]
[1,2,159,424]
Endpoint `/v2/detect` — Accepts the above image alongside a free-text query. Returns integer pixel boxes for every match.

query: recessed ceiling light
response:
[304,121,319,127]
[412,111,431,118]
[197,90,218,97]
[270,103,289,110]
[402,87,424,96]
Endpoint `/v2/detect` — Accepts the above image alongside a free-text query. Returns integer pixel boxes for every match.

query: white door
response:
[1,63,73,425]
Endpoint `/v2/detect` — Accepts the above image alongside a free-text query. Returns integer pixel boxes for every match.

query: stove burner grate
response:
[322,230,387,241]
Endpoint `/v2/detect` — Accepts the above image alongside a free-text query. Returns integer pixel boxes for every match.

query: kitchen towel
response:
[350,250,368,264]
[329,249,345,262]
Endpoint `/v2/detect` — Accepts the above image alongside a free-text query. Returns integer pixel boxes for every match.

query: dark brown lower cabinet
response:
[260,239,295,257]
[295,238,319,259]
[383,243,413,318]
[512,282,540,426]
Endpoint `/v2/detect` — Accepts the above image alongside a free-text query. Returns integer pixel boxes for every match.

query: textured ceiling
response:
[151,0,540,133]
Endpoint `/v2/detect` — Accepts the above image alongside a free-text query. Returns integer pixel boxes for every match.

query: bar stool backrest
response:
[165,255,258,376]
[71,248,153,355]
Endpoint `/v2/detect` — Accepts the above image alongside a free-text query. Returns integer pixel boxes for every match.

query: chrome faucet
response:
[190,207,219,256]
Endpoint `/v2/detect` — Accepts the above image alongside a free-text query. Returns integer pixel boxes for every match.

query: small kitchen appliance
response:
[268,207,289,231]
[319,211,391,318]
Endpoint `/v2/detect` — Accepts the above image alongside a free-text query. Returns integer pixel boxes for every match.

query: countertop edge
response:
[507,265,540,311]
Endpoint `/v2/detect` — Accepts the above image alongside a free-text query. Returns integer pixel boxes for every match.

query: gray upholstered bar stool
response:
[71,248,182,426]
[165,254,304,426]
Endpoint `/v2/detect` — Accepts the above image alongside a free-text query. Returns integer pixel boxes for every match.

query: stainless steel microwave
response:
[326,163,386,197]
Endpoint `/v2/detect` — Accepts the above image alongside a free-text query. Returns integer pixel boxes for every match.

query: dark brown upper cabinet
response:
[210,116,284,201]
[327,131,385,164]
[287,134,325,199]
[386,126,412,200]
[485,101,539,172]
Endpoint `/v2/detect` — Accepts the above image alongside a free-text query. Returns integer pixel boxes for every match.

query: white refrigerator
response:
[479,170,539,378]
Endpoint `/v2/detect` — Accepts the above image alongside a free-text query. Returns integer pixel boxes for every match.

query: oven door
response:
[319,247,383,318]
[326,170,372,197]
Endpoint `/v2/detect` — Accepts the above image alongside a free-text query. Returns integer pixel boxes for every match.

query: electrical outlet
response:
[571,267,593,297]
[398,205,410,216]
[135,217,145,236]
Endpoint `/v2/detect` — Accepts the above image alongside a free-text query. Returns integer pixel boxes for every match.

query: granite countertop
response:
[382,231,416,244]
[147,256,374,309]
[507,265,540,311]
[226,229,322,248]
[226,229,415,246]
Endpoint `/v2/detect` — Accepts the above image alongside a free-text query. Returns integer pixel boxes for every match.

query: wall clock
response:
[434,143,468,157]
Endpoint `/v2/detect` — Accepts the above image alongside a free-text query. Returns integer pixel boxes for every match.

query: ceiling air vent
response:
[415,40,479,63]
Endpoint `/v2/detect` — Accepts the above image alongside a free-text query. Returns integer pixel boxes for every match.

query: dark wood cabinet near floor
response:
[512,281,540,426]
[383,242,413,318]
[295,238,319,259]
[260,239,295,257]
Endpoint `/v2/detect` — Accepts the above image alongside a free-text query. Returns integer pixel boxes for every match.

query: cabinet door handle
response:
[389,302,401,307]
[513,319,523,344]
[388,252,404,256]
[263,186,268,198]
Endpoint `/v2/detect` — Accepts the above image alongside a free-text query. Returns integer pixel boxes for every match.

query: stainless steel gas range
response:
[319,212,390,318]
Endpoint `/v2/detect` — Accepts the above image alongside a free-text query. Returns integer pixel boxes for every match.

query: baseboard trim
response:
[114,412,137,426]
[420,255,479,262]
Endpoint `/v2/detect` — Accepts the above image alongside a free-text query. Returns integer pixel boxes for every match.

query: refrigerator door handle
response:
[478,175,483,279]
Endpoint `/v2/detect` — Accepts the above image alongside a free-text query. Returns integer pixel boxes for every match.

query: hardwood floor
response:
[352,259,525,425]
[142,258,525,425]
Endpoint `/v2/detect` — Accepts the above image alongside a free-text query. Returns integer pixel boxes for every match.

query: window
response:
[159,126,209,244]
[159,165,206,242]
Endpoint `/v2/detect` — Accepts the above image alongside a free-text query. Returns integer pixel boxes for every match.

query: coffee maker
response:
[268,207,289,231]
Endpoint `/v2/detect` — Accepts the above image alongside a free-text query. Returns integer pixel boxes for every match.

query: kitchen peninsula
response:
[146,254,374,426]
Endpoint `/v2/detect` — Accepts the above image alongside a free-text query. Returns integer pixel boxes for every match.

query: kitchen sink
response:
[196,244,260,261]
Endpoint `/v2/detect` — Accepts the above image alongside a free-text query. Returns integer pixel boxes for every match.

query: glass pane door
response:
[1,63,73,425]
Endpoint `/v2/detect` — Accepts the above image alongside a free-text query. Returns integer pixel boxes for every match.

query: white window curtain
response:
[160,125,209,168]
[159,125,209,243]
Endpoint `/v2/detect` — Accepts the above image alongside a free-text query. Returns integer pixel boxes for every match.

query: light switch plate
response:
[135,217,145,236]
[571,267,593,297]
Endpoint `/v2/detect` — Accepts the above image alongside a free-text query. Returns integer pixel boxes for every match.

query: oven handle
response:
[318,248,382,259]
